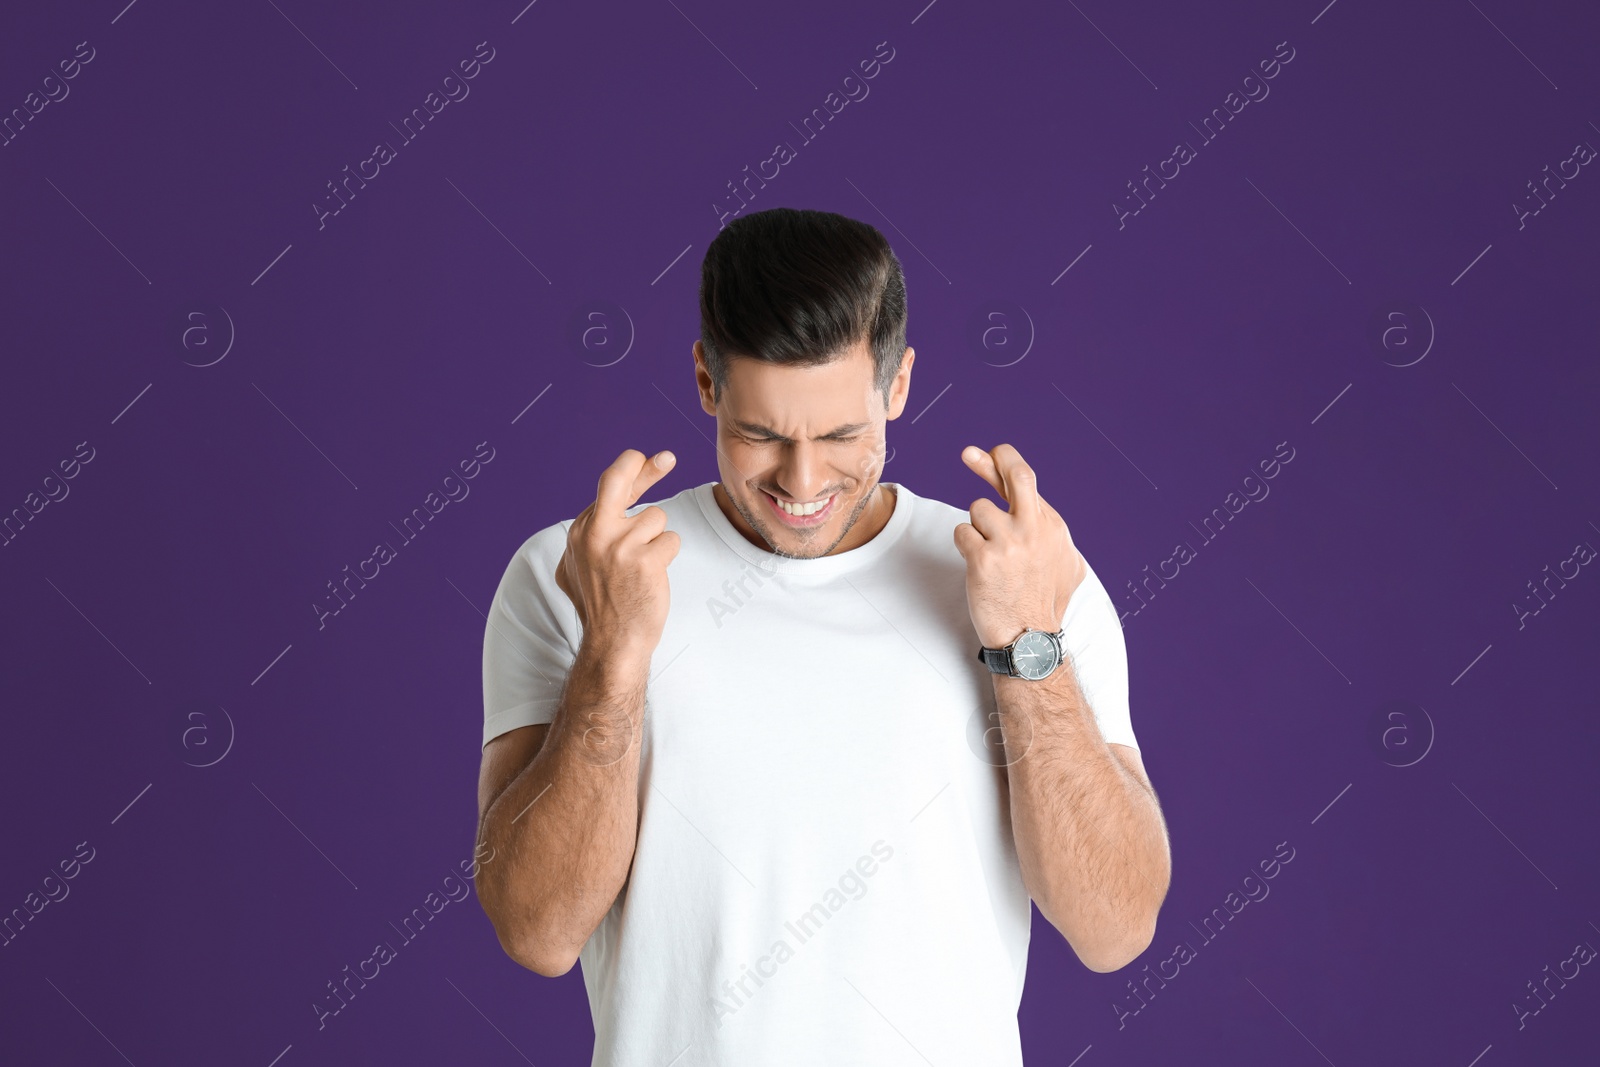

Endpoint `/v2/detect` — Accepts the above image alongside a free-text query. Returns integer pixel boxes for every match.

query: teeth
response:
[777,494,830,517]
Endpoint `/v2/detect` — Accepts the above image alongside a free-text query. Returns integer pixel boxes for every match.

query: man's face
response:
[695,338,914,559]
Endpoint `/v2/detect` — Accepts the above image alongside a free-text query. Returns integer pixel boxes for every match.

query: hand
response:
[954,444,1087,649]
[555,449,681,664]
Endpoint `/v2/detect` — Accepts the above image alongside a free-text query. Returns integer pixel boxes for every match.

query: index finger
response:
[597,449,677,519]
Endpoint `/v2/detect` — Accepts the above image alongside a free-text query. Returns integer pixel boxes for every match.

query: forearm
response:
[477,642,648,974]
[996,661,1170,971]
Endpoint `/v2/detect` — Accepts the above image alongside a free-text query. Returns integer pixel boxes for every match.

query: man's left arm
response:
[954,443,1171,973]
[990,661,1170,972]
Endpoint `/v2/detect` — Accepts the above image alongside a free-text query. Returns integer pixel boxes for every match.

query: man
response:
[475,206,1170,1065]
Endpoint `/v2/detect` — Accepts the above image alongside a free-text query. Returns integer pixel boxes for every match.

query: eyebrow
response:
[730,419,872,442]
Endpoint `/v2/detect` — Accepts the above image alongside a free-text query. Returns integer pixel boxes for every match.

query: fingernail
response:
[658,451,675,466]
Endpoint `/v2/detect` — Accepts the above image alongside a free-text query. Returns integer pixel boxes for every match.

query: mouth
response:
[761,489,836,528]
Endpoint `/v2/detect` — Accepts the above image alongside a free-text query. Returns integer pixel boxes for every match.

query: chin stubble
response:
[739,483,880,560]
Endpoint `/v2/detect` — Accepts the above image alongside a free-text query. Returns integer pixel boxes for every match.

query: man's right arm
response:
[475,639,650,976]
[473,448,680,977]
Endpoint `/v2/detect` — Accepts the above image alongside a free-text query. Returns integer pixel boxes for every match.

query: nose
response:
[773,441,831,501]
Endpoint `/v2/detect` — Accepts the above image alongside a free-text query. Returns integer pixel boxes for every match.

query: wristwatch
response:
[977,628,1066,681]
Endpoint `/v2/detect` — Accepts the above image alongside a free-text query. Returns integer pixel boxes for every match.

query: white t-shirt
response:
[482,480,1138,1066]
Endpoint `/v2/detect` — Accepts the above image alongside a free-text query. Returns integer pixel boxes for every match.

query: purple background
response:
[3,0,1597,1063]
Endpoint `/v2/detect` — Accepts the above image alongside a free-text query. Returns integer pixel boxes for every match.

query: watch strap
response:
[976,645,1013,675]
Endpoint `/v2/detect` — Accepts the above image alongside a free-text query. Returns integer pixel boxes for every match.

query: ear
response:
[693,341,717,416]
[885,347,915,421]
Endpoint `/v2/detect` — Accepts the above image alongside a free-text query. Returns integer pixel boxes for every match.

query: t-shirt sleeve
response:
[1059,559,1139,752]
[482,519,581,748]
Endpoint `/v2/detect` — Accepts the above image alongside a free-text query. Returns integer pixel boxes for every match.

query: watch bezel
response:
[1010,629,1062,680]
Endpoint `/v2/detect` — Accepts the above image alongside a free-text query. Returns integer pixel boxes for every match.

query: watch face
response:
[1011,630,1060,680]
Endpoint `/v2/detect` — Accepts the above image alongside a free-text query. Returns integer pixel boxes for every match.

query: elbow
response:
[1076,926,1155,973]
[1072,910,1159,973]
[481,894,581,976]
[499,928,580,977]
[519,947,581,979]
[480,883,582,979]
[1042,896,1158,973]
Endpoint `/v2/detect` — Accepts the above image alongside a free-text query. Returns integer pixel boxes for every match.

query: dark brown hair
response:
[699,207,908,405]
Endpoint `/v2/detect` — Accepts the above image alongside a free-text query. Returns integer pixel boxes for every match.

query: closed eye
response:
[739,433,859,444]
